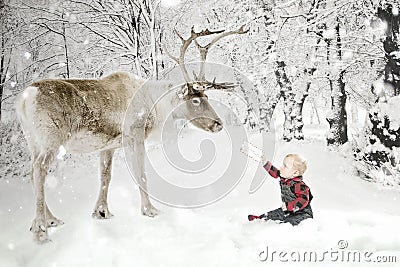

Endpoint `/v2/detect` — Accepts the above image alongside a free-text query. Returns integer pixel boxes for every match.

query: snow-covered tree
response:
[274,60,295,140]
[352,96,400,185]
[22,1,76,79]
[71,0,162,78]
[350,0,400,184]
[324,19,349,146]
[376,2,400,97]
[0,0,9,120]
[0,0,18,120]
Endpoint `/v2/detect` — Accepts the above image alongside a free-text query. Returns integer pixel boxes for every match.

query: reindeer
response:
[15,26,247,243]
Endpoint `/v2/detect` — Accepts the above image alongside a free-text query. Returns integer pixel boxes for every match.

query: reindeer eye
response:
[191,97,201,106]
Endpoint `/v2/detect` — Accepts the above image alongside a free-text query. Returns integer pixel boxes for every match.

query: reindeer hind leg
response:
[92,149,115,219]
[31,148,56,243]
[28,143,64,233]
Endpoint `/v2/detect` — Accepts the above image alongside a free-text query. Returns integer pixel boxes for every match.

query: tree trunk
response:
[0,44,4,120]
[234,69,256,129]
[140,0,159,78]
[314,101,321,124]
[377,3,400,96]
[0,2,5,121]
[326,21,348,146]
[275,60,294,141]
[61,14,70,78]
[326,71,348,145]
[260,89,280,131]
[0,83,3,120]
[292,94,306,140]
[292,67,316,140]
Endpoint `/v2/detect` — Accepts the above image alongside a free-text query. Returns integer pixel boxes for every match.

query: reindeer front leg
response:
[92,149,115,219]
[129,131,159,217]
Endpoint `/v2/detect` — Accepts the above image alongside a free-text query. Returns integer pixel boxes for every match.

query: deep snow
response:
[1,124,400,267]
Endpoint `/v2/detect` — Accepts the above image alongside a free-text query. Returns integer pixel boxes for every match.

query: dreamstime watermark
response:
[259,240,398,263]
[122,62,275,208]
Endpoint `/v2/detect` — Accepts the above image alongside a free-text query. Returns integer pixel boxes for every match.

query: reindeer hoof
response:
[92,207,114,219]
[31,220,50,244]
[35,235,51,244]
[141,206,160,217]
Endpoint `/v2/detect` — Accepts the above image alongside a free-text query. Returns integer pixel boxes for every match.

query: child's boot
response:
[248,214,266,221]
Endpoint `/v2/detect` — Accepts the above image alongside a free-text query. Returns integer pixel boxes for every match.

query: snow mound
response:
[1,129,400,266]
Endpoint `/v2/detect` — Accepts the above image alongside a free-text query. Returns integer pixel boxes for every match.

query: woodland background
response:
[1,0,400,184]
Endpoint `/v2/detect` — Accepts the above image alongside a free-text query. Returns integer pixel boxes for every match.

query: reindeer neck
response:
[144,81,179,128]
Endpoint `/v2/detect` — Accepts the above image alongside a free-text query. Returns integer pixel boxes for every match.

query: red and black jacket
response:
[263,161,313,212]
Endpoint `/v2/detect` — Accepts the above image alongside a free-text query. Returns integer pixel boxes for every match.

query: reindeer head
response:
[164,26,248,133]
[174,83,222,132]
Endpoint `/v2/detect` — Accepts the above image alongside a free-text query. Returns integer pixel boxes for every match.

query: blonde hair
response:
[285,154,307,175]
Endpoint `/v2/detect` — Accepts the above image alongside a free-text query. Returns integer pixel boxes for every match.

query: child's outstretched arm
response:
[263,160,280,178]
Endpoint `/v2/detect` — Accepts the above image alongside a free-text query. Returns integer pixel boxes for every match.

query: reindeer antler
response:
[194,25,249,82]
[164,25,249,94]
[163,26,224,87]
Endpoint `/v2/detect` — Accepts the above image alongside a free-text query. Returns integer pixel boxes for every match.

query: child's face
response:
[280,157,300,178]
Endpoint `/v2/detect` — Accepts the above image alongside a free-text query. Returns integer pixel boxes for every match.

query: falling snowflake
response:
[24,52,31,59]
[137,108,146,117]
[57,145,67,160]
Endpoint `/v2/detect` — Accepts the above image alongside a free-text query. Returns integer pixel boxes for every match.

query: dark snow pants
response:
[266,205,313,226]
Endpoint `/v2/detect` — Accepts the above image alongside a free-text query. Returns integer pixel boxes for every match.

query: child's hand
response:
[261,154,267,165]
[281,202,287,211]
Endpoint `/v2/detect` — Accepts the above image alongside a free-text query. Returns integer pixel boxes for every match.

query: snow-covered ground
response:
[1,124,400,267]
